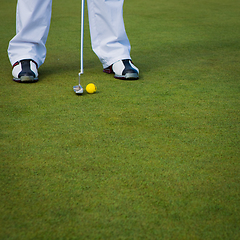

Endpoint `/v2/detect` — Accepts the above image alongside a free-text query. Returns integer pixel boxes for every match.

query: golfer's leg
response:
[8,0,52,67]
[87,0,131,68]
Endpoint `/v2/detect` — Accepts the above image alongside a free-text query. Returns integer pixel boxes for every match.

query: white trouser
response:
[8,0,131,69]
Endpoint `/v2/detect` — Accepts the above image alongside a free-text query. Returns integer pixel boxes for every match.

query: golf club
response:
[73,0,85,94]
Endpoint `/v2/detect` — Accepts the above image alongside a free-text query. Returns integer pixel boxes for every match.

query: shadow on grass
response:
[133,38,239,79]
[39,57,101,82]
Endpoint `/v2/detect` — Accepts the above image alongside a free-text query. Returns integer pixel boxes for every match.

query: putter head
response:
[73,85,83,95]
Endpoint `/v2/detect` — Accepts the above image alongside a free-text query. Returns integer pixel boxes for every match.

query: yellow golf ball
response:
[86,83,97,94]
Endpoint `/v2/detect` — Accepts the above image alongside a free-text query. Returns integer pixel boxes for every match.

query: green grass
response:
[0,0,240,239]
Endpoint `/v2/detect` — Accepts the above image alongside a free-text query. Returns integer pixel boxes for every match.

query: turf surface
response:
[0,0,240,239]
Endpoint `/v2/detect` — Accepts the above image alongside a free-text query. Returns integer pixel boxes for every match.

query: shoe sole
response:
[13,76,38,83]
[114,72,139,80]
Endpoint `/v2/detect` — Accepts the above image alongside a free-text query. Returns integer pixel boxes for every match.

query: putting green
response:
[0,0,239,239]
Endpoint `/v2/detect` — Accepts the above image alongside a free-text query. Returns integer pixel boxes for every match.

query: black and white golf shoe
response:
[12,59,38,83]
[104,59,139,80]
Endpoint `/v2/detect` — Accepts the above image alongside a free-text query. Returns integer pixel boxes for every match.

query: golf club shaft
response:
[80,0,85,75]
[73,0,84,94]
